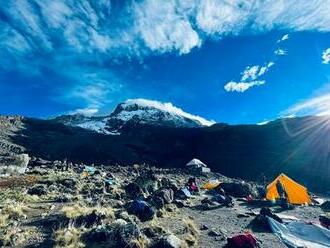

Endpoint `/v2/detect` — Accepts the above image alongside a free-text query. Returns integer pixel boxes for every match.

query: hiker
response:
[187,177,199,193]
[275,180,291,209]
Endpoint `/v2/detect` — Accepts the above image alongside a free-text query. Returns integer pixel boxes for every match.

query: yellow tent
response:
[266,173,311,205]
[202,179,221,190]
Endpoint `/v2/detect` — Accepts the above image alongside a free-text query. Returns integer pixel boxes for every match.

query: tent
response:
[268,217,330,248]
[202,179,221,190]
[186,158,207,168]
[266,173,311,205]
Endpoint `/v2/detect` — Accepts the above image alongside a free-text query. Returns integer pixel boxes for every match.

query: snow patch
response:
[122,99,215,126]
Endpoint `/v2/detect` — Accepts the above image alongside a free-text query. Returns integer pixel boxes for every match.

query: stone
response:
[321,201,330,212]
[151,234,184,248]
[220,181,257,198]
[125,182,144,199]
[27,184,47,196]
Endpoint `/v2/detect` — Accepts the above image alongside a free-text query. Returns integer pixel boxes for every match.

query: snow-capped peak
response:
[54,99,215,134]
[114,99,215,127]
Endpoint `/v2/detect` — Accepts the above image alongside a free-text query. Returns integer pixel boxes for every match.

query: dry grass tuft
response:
[128,236,149,248]
[61,203,115,220]
[183,217,199,247]
[54,226,85,248]
[1,200,29,220]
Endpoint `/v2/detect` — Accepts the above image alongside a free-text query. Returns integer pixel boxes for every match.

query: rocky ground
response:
[0,159,328,248]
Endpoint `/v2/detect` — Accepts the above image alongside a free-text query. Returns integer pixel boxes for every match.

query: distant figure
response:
[187,177,198,193]
[276,180,291,209]
[276,180,286,198]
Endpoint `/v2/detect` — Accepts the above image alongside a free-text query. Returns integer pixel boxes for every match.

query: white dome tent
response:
[186,158,211,173]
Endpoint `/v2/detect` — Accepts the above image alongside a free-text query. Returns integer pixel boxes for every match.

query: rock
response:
[173,200,185,208]
[321,201,330,212]
[208,229,222,237]
[125,182,144,199]
[150,195,165,209]
[143,226,167,238]
[83,222,145,248]
[237,213,250,218]
[200,224,209,230]
[26,168,48,175]
[155,189,174,204]
[27,184,47,196]
[128,200,155,222]
[220,181,257,198]
[117,223,144,248]
[151,234,185,248]
[0,153,30,175]
[74,210,105,228]
[58,178,77,189]
[135,172,159,194]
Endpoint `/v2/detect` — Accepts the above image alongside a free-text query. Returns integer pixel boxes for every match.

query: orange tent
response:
[202,179,221,190]
[266,173,311,205]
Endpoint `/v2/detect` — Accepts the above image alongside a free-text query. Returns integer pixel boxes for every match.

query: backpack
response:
[227,233,258,248]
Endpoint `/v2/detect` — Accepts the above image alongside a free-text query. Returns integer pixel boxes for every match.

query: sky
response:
[0,0,330,124]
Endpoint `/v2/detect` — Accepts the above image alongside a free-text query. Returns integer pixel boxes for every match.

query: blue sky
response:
[0,0,330,124]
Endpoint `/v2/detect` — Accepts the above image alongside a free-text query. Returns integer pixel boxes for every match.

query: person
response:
[276,180,286,198]
[187,177,198,193]
[275,180,292,209]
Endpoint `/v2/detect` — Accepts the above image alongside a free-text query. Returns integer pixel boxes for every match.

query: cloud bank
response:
[1,0,330,62]
[1,0,330,112]
[283,93,330,117]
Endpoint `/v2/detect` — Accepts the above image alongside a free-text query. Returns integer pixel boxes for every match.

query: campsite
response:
[1,2,330,247]
[0,157,330,247]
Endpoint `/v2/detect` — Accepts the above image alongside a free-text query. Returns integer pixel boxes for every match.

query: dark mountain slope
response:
[3,115,330,191]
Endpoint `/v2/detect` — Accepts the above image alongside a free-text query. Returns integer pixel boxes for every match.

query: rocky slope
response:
[1,162,327,247]
[1,114,330,192]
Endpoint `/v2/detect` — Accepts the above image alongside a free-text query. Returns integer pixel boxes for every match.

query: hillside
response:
[1,115,330,192]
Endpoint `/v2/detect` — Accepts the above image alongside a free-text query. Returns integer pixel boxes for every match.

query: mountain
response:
[53,99,215,134]
[2,114,330,192]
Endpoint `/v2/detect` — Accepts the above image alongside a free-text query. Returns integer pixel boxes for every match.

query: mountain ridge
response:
[52,99,215,134]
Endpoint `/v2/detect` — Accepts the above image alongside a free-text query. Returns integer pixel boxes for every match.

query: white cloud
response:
[240,62,274,82]
[274,48,287,56]
[224,80,265,92]
[226,61,273,93]
[1,0,330,61]
[60,72,123,113]
[322,48,330,64]
[283,93,330,117]
[241,66,260,81]
[277,34,290,43]
[69,107,99,116]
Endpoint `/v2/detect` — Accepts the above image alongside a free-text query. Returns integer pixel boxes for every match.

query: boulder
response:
[125,182,144,199]
[27,184,47,196]
[0,153,30,175]
[128,200,155,222]
[321,201,330,212]
[83,221,145,248]
[221,182,257,198]
[151,234,185,248]
[150,195,165,209]
[58,178,77,189]
[155,189,174,204]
